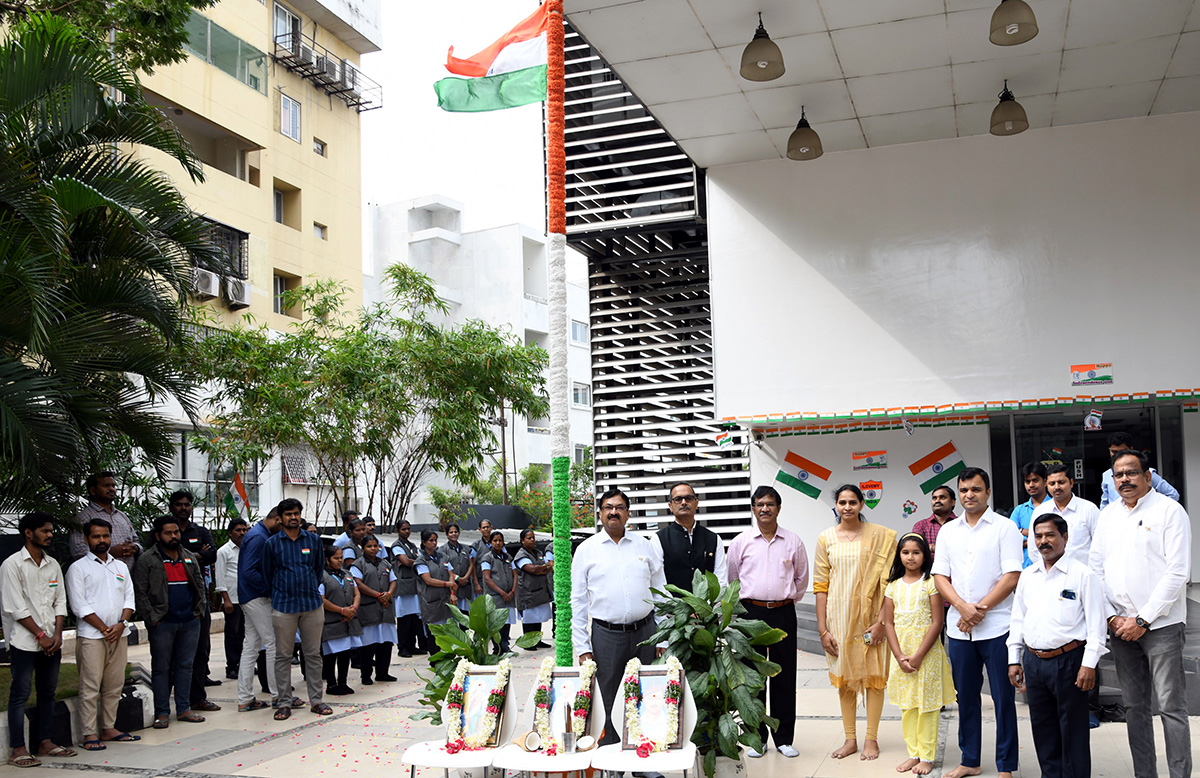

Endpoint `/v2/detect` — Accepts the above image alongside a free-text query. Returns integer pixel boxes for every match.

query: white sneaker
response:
[777,745,799,758]
[747,748,765,758]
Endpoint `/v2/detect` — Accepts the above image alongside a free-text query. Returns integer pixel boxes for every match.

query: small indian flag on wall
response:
[908,441,965,495]
[434,4,550,112]
[777,451,831,500]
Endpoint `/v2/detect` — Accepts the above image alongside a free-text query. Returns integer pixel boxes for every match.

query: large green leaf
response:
[514,630,541,649]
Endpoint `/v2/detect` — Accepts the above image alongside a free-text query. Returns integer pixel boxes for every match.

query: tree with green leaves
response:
[192,264,550,526]
[0,14,228,516]
[0,0,216,73]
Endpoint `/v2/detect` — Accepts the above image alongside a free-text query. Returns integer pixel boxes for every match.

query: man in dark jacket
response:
[653,481,727,591]
[132,515,208,729]
[164,490,221,711]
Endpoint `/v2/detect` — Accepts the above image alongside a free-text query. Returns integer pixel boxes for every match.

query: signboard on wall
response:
[1072,363,1114,386]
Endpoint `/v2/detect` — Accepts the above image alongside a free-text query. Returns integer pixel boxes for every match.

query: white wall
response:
[752,423,992,585]
[707,111,1200,420]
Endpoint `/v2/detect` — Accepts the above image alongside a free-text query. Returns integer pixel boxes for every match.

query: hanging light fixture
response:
[989,81,1029,136]
[989,0,1038,46]
[740,13,785,81]
[786,107,823,160]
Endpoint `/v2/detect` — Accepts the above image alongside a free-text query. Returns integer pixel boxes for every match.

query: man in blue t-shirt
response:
[1008,462,1051,568]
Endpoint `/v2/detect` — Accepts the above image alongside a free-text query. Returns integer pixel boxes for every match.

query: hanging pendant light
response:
[786,107,823,160]
[989,81,1029,136]
[740,13,785,81]
[990,0,1038,46]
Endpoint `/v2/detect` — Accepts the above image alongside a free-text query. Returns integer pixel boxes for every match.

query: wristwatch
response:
[1135,616,1151,629]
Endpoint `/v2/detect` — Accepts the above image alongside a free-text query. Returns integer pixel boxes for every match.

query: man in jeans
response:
[0,512,73,766]
[237,508,283,711]
[262,499,328,720]
[132,515,208,729]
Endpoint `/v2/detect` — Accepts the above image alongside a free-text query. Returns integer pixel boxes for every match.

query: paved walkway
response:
[3,642,1193,778]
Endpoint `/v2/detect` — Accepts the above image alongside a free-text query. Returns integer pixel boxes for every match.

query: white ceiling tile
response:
[691,0,827,49]
[1059,35,1177,91]
[745,80,856,128]
[616,50,740,104]
[565,0,641,12]
[953,93,1055,136]
[830,15,950,77]
[848,67,954,116]
[947,5,1070,64]
[820,0,945,31]
[1188,2,1200,31]
[650,93,763,140]
[765,118,867,155]
[1167,30,1200,77]
[1151,74,1200,113]
[945,0,994,11]
[860,106,957,146]
[951,51,1061,104]
[1052,81,1159,126]
[716,33,843,90]
[678,131,780,167]
[1065,0,1193,49]
[570,0,709,64]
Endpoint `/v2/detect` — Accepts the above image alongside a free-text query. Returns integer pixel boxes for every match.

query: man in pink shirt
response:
[726,485,810,758]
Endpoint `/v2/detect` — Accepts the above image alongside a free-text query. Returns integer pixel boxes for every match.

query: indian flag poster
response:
[852,450,887,471]
[1071,362,1113,386]
[224,473,250,519]
[859,481,882,509]
[907,441,965,495]
[434,4,549,112]
[777,451,831,500]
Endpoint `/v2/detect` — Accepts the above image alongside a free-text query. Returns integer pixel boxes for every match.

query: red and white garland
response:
[622,656,683,757]
[444,657,512,752]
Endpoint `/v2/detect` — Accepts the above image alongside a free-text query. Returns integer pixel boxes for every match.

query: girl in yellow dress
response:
[881,533,956,775]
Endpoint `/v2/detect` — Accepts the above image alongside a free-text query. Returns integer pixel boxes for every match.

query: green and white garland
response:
[622,656,683,757]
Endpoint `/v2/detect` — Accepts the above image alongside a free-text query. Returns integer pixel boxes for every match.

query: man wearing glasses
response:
[653,482,727,592]
[1089,449,1192,778]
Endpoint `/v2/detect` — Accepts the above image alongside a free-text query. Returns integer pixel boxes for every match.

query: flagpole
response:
[545,0,573,666]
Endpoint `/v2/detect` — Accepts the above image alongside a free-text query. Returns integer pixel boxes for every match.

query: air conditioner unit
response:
[316,56,339,81]
[227,278,252,310]
[341,61,361,96]
[192,268,219,299]
[298,46,316,67]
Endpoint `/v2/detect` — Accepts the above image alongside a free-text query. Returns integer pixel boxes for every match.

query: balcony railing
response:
[272,31,382,112]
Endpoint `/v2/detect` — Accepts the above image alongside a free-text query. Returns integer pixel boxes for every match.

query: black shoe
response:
[362,676,374,686]
[398,650,412,658]
[533,642,552,650]
[376,673,397,682]
[225,670,239,680]
[291,656,301,666]
[204,677,222,687]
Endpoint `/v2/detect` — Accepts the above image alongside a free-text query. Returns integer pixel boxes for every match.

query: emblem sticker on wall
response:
[859,481,882,509]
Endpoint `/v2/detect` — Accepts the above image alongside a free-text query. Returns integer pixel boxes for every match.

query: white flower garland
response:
[572,658,598,737]
[444,658,470,745]
[533,656,559,754]
[444,657,512,752]
[622,655,684,756]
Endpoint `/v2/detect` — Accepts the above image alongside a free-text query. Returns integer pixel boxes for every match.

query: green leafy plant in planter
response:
[411,594,540,724]
[647,570,785,778]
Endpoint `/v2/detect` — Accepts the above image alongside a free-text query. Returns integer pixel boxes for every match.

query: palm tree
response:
[0,14,228,513]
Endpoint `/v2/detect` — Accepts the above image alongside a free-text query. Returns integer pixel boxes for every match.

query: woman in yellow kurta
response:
[814,484,896,761]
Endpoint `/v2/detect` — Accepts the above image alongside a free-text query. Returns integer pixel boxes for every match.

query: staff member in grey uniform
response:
[515,528,553,649]
[391,521,423,657]
[441,523,475,611]
[572,487,666,746]
[479,531,516,652]
[470,519,494,599]
[416,530,455,628]
[351,536,397,685]
[319,546,361,696]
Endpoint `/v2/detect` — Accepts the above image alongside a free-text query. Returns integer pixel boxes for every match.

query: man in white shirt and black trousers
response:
[572,487,667,751]
[1007,512,1106,778]
[1089,448,1192,778]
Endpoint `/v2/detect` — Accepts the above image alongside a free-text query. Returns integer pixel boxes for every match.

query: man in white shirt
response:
[1098,432,1179,509]
[931,467,1023,778]
[572,487,666,747]
[67,517,137,749]
[1007,513,1106,778]
[1,513,72,766]
[1030,464,1099,565]
[1089,449,1192,778]
[215,518,249,680]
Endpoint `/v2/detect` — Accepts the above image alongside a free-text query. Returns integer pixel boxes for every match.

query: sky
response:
[359,1,547,242]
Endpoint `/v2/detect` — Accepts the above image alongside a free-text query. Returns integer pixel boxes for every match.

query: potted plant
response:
[647,570,784,778]
[412,595,540,724]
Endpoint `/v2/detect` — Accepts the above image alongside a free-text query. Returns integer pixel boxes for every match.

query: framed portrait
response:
[460,668,506,747]
[622,668,683,750]
[550,668,595,741]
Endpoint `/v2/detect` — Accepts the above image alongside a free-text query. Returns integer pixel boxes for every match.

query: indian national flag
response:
[434,4,549,112]
[908,441,965,495]
[777,451,831,500]
[224,473,250,519]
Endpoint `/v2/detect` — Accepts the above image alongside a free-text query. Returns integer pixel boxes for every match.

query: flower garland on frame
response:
[533,657,560,755]
[572,658,598,737]
[622,656,684,757]
[444,658,513,753]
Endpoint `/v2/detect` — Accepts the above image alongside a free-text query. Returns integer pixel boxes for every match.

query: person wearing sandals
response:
[441,523,475,611]
[391,521,423,657]
[415,530,456,633]
[479,530,517,652]
[514,528,553,649]
[351,536,398,684]
[320,546,362,696]
[67,518,139,752]
[261,499,332,720]
[1,513,75,767]
[132,515,210,730]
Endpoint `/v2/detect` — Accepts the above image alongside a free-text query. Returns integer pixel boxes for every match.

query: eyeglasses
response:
[1113,469,1144,480]
[669,495,698,504]
[753,501,779,510]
